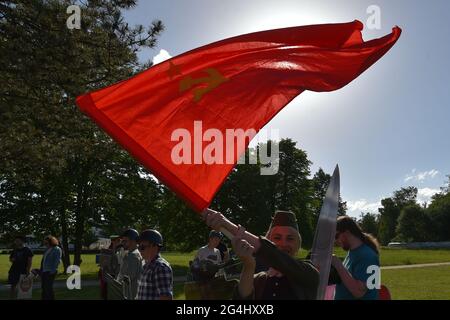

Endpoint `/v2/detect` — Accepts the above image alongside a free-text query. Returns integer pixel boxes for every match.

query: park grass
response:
[0,282,186,300]
[163,251,194,277]
[298,247,450,266]
[1,267,448,300]
[383,265,450,300]
[0,254,100,283]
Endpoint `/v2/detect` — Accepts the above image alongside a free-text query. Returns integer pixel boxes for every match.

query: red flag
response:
[76,20,401,213]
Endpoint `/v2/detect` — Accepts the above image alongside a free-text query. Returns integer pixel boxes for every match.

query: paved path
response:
[381,262,450,270]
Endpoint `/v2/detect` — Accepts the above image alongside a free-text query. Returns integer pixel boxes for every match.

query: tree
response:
[358,212,379,236]
[311,168,347,217]
[440,175,450,194]
[396,204,432,242]
[377,187,417,245]
[213,139,316,248]
[0,0,164,267]
[426,192,450,241]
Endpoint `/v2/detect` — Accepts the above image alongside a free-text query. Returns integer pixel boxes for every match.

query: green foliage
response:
[358,212,379,236]
[378,187,418,245]
[310,167,347,218]
[213,139,316,248]
[0,0,164,265]
[395,204,432,242]
[426,192,450,241]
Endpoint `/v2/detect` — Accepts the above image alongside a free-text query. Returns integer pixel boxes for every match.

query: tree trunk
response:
[60,208,71,271]
[73,195,85,266]
[73,171,86,267]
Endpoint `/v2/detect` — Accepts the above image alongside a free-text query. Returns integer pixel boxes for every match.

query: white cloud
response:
[347,199,380,216]
[417,187,440,204]
[152,49,172,65]
[404,169,439,183]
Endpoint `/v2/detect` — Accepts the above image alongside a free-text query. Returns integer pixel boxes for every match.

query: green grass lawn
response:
[299,247,450,266]
[2,267,448,300]
[0,282,186,300]
[163,251,194,277]
[383,265,450,300]
[0,285,101,300]
[0,254,100,283]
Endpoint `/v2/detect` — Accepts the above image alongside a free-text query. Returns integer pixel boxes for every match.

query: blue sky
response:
[123,0,450,217]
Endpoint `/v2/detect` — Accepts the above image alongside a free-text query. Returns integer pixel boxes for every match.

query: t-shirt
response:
[196,246,222,265]
[9,247,34,275]
[334,243,380,300]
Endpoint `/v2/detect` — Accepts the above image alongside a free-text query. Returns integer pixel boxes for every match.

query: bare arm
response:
[203,209,261,251]
[332,256,367,299]
[232,226,256,298]
[204,208,319,297]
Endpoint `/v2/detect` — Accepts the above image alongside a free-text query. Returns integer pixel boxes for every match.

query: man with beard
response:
[332,216,380,300]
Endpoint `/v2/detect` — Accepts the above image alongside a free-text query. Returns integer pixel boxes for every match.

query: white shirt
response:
[195,246,222,265]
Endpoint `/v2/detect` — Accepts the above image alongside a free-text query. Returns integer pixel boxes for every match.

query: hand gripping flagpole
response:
[201,209,235,240]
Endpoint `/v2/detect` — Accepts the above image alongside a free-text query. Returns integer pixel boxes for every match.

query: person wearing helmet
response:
[195,230,223,266]
[136,229,173,300]
[117,229,143,299]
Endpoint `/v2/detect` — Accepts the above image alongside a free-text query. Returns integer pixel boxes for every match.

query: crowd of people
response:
[202,209,381,300]
[6,210,381,300]
[99,228,173,300]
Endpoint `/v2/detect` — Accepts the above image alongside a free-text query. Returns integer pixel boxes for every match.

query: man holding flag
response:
[205,209,319,300]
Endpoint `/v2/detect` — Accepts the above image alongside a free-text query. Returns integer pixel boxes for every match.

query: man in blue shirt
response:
[332,216,380,300]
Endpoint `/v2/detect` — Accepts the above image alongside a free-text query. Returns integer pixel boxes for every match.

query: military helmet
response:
[121,228,139,241]
[138,229,163,247]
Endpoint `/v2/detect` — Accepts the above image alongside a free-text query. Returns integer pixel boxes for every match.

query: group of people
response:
[8,235,62,300]
[100,229,173,300]
[7,210,379,301]
[203,209,381,300]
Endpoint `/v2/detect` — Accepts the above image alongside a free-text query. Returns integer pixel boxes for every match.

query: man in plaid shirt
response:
[136,229,173,300]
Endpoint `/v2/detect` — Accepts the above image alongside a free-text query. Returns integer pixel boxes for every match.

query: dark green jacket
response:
[235,237,319,300]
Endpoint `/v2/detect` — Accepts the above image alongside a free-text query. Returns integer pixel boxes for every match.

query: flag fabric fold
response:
[76,20,401,212]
